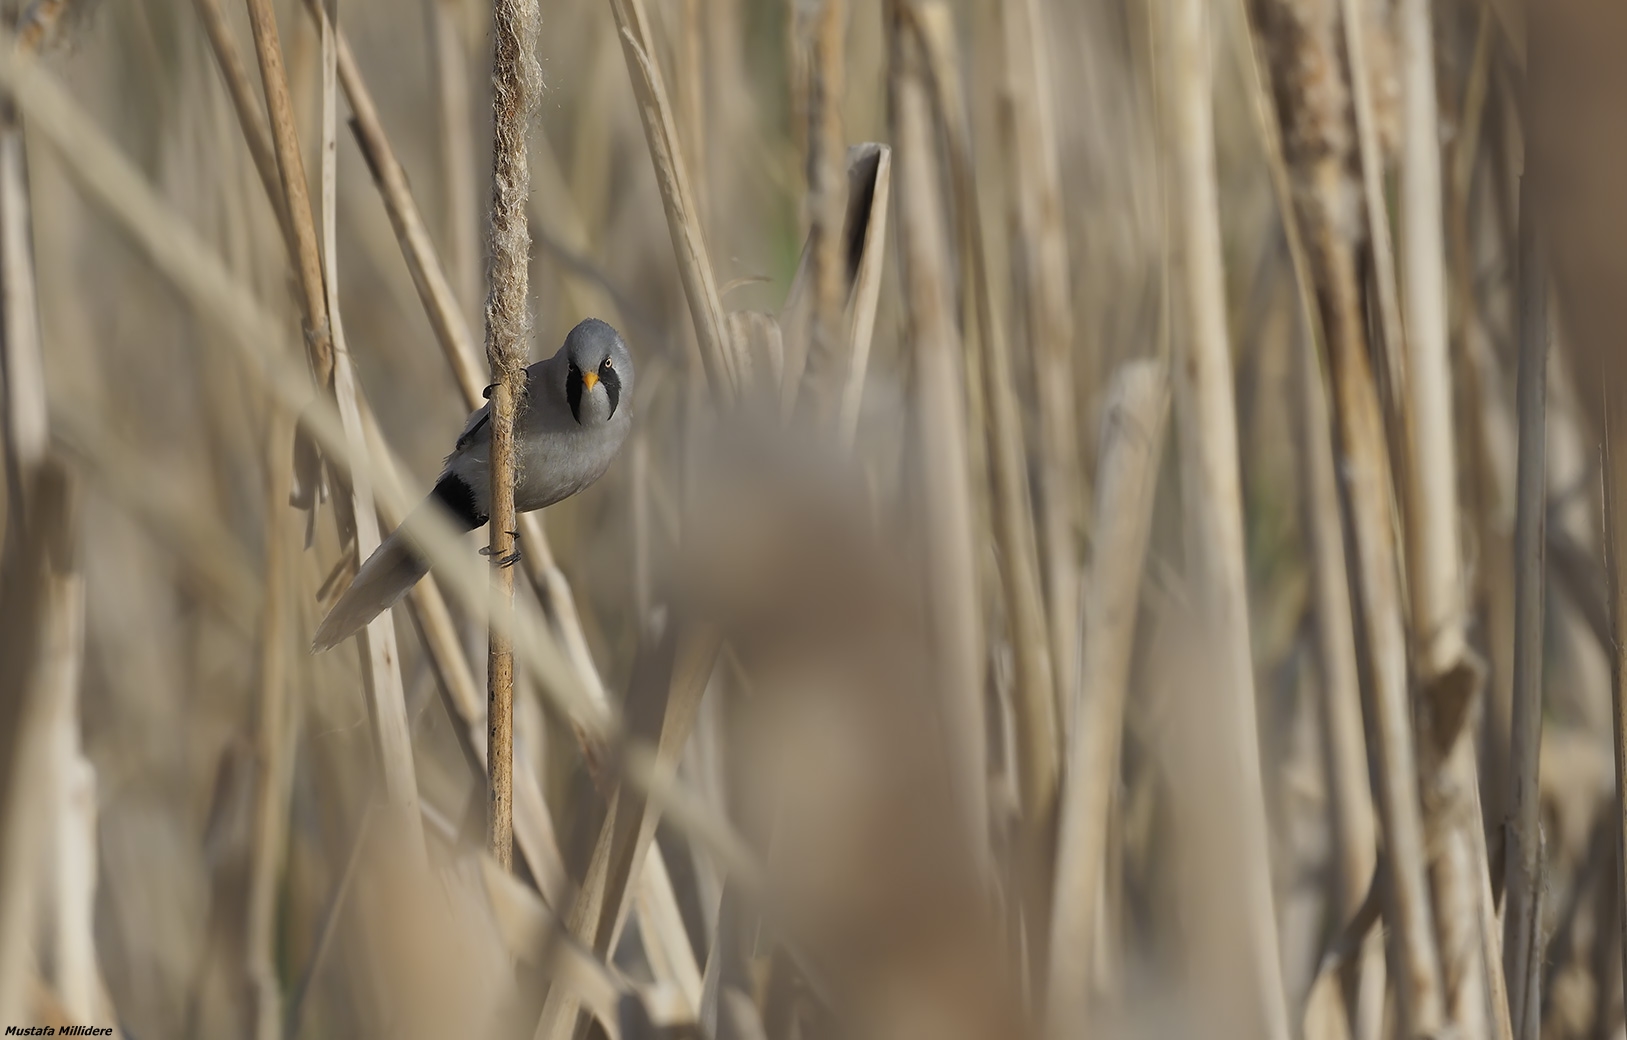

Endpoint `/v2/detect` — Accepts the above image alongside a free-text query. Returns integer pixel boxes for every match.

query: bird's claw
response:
[480,533,523,569]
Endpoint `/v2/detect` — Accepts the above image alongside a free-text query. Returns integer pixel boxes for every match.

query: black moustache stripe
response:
[603,364,621,418]
[567,362,584,424]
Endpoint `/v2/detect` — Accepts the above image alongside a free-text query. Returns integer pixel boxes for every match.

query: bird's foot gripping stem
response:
[480,532,523,569]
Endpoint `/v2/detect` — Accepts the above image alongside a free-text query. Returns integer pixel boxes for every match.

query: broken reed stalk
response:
[246,409,293,1040]
[1246,0,1445,1027]
[603,0,737,402]
[917,0,1056,872]
[242,0,423,847]
[1046,360,1168,1033]
[1504,164,1547,1034]
[886,0,989,864]
[483,0,541,871]
[1162,0,1289,1028]
[835,143,892,446]
[998,0,1082,740]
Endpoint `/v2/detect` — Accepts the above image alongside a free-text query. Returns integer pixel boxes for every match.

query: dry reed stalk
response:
[278,16,698,980]
[0,44,770,901]
[0,100,41,549]
[357,403,571,904]
[0,462,70,1025]
[243,0,423,847]
[1161,0,1289,1028]
[795,0,849,422]
[1292,304,1386,1039]
[533,627,720,1040]
[1397,0,1456,631]
[37,517,99,1028]
[774,142,892,441]
[191,0,295,256]
[916,0,1056,899]
[1605,337,1627,1036]
[1246,0,1447,1026]
[1229,0,1379,981]
[425,0,480,323]
[998,0,1083,741]
[1391,0,1493,1017]
[674,0,707,230]
[1046,360,1168,1032]
[334,23,484,404]
[887,0,989,864]
[1335,0,1406,428]
[246,408,294,1040]
[323,17,610,735]
[483,0,541,871]
[1231,7,1388,1004]
[1505,166,1548,1034]
[48,406,261,631]
[602,0,738,401]
[834,143,891,446]
[0,50,107,1027]
[481,857,623,1026]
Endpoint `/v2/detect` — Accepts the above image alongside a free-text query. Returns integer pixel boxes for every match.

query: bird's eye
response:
[601,357,613,371]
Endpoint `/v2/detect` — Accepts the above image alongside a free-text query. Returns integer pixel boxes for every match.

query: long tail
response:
[311,474,485,652]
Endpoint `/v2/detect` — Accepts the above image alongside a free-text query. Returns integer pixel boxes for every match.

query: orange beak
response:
[581,370,599,392]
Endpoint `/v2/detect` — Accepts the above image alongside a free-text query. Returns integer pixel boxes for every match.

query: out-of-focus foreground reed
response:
[1,0,1625,1037]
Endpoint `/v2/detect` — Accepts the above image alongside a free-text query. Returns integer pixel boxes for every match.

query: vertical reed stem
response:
[484,0,540,870]
[1163,0,1289,1027]
[1504,165,1548,1036]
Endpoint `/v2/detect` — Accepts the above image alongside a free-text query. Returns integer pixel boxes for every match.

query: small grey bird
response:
[312,317,633,651]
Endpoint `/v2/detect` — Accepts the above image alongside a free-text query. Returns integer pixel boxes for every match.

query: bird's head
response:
[562,318,632,426]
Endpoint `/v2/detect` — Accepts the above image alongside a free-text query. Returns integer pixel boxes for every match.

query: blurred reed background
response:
[2,0,1626,1036]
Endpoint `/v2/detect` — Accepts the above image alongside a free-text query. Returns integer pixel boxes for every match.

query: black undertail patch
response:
[431,473,487,530]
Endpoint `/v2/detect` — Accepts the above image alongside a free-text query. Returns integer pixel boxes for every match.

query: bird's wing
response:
[455,401,492,449]
[446,360,555,467]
